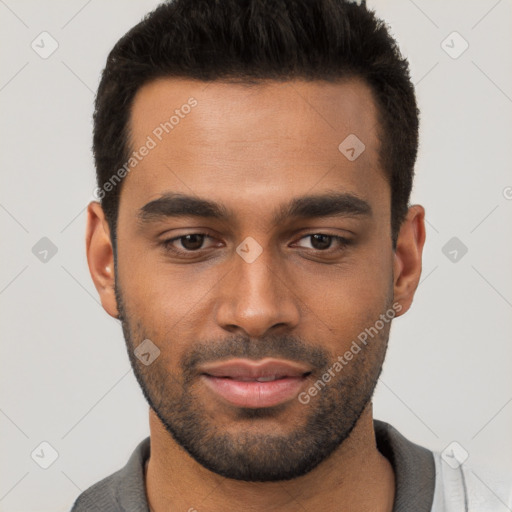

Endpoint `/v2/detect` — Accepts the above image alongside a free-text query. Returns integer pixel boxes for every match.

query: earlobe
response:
[85,201,120,319]
[392,205,426,316]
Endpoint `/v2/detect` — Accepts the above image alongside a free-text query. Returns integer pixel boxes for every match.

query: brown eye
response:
[309,234,332,250]
[179,234,206,250]
[162,233,215,254]
[293,233,352,253]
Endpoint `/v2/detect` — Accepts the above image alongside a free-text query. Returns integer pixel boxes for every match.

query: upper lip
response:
[199,358,312,379]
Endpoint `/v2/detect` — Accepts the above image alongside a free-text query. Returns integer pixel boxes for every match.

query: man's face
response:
[112,77,398,481]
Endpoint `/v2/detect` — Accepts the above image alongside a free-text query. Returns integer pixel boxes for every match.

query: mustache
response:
[180,333,329,378]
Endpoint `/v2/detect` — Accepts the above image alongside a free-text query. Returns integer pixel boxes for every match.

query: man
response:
[72,0,508,510]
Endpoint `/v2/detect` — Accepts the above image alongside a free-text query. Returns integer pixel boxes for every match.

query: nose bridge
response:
[215,239,300,336]
[237,246,279,300]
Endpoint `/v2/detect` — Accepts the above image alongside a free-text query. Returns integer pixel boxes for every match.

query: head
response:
[86,0,425,482]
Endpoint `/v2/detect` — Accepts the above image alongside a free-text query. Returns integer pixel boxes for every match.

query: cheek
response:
[118,253,222,340]
[117,221,394,347]
[293,244,393,340]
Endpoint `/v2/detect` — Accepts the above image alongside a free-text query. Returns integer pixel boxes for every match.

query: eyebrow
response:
[136,191,372,226]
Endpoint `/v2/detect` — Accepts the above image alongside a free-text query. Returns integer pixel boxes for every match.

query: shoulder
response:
[70,437,151,512]
[71,470,124,511]
[430,451,512,512]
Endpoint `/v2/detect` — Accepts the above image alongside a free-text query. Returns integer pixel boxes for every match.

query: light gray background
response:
[1,1,511,511]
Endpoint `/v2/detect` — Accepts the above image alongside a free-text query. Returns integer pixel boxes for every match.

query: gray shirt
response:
[71,420,439,511]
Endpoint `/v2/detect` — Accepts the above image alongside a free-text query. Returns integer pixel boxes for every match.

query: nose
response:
[214,244,301,338]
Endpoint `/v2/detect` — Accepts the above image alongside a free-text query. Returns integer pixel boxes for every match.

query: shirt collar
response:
[113,419,435,511]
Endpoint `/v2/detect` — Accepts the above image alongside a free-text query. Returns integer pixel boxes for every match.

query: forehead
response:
[121,77,386,217]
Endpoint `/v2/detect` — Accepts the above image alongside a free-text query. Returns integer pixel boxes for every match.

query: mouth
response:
[199,358,312,408]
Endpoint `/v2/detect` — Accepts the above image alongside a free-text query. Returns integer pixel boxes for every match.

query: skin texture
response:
[86,77,425,511]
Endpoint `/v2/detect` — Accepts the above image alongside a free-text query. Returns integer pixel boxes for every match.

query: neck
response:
[145,402,395,512]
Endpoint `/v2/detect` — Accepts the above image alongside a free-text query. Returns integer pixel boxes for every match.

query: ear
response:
[393,205,426,317]
[85,201,119,319]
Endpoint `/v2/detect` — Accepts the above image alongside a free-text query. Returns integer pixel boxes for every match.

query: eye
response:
[160,232,352,258]
[294,234,351,251]
[162,233,217,253]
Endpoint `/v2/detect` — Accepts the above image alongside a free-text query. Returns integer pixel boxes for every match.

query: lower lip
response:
[201,375,307,408]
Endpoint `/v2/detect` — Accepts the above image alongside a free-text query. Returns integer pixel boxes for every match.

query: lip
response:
[199,358,312,408]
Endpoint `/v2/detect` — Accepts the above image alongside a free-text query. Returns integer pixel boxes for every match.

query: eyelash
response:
[160,233,352,256]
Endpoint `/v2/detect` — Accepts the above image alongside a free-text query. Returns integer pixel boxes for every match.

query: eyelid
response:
[292,233,352,249]
[162,233,219,252]
[160,231,352,258]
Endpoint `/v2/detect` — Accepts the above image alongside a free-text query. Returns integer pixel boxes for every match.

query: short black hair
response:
[93,0,419,250]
